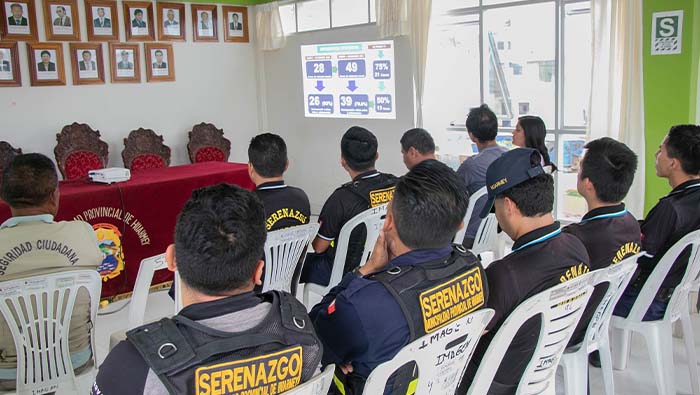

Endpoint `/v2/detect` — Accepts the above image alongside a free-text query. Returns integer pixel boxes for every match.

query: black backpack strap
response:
[371,266,419,341]
[276,291,316,336]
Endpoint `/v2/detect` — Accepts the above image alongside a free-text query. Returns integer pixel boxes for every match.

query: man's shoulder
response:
[94,340,149,394]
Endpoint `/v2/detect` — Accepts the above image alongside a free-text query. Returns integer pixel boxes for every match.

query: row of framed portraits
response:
[1,0,249,43]
[0,40,175,86]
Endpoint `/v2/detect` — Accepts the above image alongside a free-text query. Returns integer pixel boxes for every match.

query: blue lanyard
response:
[579,208,628,223]
[511,228,562,253]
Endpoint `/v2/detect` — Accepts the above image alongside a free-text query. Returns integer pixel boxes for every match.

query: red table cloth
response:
[0,162,254,299]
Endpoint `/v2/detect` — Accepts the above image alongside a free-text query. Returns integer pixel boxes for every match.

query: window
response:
[425,0,592,221]
[280,0,375,34]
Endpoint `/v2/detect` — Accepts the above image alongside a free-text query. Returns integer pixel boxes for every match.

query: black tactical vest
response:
[369,245,488,341]
[127,291,321,395]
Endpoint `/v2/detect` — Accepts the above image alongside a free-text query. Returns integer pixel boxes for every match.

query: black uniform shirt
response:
[563,204,641,345]
[255,181,311,232]
[317,170,397,271]
[463,222,590,391]
[638,179,700,289]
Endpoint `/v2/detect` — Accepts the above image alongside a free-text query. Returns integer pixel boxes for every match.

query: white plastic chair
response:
[559,254,640,395]
[263,223,320,293]
[303,203,388,308]
[109,253,181,350]
[470,213,504,267]
[466,273,594,395]
[611,229,700,395]
[282,364,335,395]
[364,309,494,394]
[454,186,487,244]
[0,270,102,395]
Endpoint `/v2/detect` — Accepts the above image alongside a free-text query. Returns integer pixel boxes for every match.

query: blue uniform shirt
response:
[309,246,453,378]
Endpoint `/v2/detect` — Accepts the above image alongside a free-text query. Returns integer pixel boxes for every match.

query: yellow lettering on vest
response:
[198,372,211,395]
[560,263,589,283]
[369,187,396,207]
[419,267,485,333]
[210,371,221,395]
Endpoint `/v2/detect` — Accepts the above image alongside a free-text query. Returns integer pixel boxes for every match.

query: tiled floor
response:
[94,287,700,394]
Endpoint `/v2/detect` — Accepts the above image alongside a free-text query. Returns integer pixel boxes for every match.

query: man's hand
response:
[339,363,354,375]
[358,231,390,276]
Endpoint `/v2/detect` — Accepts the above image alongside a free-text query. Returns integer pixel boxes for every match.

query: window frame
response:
[279,0,376,34]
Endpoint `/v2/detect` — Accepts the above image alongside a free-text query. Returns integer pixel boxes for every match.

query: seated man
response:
[0,154,102,390]
[458,148,590,394]
[400,127,436,169]
[614,124,700,321]
[456,104,507,248]
[310,159,488,395]
[563,137,640,347]
[248,132,311,293]
[301,126,398,286]
[249,133,310,232]
[95,184,322,394]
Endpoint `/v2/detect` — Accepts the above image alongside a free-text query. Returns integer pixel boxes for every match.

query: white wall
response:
[262,24,415,213]
[0,0,261,168]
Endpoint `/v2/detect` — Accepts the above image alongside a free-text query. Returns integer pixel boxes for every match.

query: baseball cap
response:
[479,148,545,218]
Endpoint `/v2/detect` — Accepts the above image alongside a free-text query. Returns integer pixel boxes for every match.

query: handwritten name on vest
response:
[612,242,641,264]
[266,208,308,231]
[369,187,395,208]
[0,240,80,275]
[420,267,485,333]
[196,346,303,395]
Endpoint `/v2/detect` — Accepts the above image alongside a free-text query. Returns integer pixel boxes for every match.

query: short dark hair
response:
[580,137,638,203]
[466,104,498,142]
[498,173,554,217]
[40,50,50,57]
[56,6,65,12]
[517,116,553,166]
[174,184,266,296]
[400,128,435,154]
[82,50,91,56]
[134,9,143,15]
[1,153,58,209]
[666,124,700,175]
[155,50,163,56]
[341,126,378,172]
[10,3,21,10]
[392,159,469,249]
[248,133,287,178]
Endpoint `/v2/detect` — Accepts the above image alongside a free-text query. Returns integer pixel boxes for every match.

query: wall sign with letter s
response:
[651,10,683,56]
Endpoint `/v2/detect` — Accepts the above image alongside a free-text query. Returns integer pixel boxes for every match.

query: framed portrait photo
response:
[144,42,174,82]
[123,1,154,41]
[223,6,248,43]
[43,0,80,41]
[86,0,118,41]
[192,4,217,42]
[157,2,184,41]
[70,42,104,85]
[0,42,21,87]
[109,42,140,83]
[27,42,65,86]
[0,0,38,41]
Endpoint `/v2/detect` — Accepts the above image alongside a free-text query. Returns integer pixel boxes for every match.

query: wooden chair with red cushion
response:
[54,123,109,180]
[187,123,231,163]
[122,128,171,171]
[0,141,22,183]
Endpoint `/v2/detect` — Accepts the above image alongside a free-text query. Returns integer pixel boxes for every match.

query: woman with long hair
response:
[512,115,557,170]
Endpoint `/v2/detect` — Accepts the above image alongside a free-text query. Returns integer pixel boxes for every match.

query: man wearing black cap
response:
[458,148,590,394]
[300,126,398,286]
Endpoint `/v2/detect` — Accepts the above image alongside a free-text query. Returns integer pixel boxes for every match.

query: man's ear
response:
[504,196,518,217]
[374,152,379,161]
[408,147,419,158]
[165,244,177,273]
[284,160,289,172]
[247,162,255,178]
[253,260,264,286]
[383,207,394,232]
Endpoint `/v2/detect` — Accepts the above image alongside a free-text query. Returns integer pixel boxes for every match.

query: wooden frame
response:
[85,0,118,42]
[156,2,184,41]
[109,42,140,83]
[192,4,217,42]
[42,0,80,41]
[0,41,21,87]
[222,6,248,43]
[0,0,38,41]
[27,42,65,86]
[70,42,104,85]
[123,1,153,41]
[144,43,174,82]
